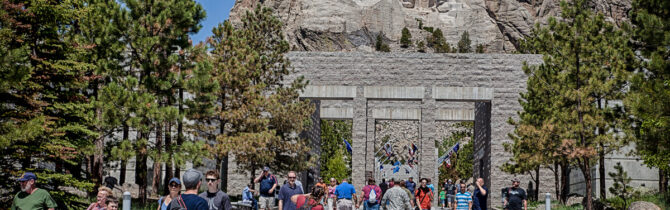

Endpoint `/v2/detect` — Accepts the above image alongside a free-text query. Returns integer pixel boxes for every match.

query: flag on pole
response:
[436,143,460,165]
[343,138,352,154]
[408,143,418,156]
[393,161,401,174]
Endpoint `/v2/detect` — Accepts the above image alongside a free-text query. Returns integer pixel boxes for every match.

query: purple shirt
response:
[362,185,382,204]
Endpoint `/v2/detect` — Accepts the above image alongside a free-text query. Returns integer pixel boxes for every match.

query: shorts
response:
[447,194,455,204]
[440,199,446,205]
[259,196,275,209]
[336,199,353,210]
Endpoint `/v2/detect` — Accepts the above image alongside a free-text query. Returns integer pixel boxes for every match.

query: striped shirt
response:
[455,192,472,210]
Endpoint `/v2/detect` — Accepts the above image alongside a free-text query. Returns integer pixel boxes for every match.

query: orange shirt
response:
[414,188,433,209]
[315,182,328,193]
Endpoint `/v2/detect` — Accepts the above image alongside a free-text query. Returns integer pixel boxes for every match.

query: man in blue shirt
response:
[168,169,208,210]
[254,167,277,210]
[334,178,357,210]
[278,171,304,210]
[454,183,472,210]
[405,177,416,194]
[473,178,488,210]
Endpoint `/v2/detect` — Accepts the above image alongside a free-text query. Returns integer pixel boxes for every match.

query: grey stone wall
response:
[284,51,548,204]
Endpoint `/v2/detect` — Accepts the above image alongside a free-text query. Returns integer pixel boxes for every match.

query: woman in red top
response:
[292,186,326,210]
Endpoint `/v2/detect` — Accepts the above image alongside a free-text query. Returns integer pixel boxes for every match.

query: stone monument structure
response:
[286,51,547,207]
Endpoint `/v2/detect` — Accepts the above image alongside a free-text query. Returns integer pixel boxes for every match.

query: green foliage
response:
[427,29,450,53]
[624,0,670,178]
[210,6,315,176]
[320,120,352,180]
[608,162,633,209]
[476,44,485,53]
[416,19,423,29]
[514,1,633,208]
[400,27,412,48]
[437,122,473,182]
[417,41,426,53]
[375,33,390,52]
[423,27,434,33]
[457,31,472,53]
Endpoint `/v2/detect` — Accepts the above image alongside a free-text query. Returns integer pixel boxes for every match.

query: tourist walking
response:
[398,181,414,208]
[334,178,357,210]
[414,178,433,210]
[445,179,456,209]
[454,183,472,210]
[357,177,381,210]
[243,183,259,210]
[168,169,208,210]
[405,177,416,195]
[426,178,435,193]
[159,178,182,210]
[380,180,411,210]
[439,189,446,208]
[293,186,327,210]
[503,178,526,210]
[327,178,337,210]
[87,186,113,210]
[199,170,232,210]
[379,178,388,202]
[279,171,304,210]
[255,166,278,210]
[472,178,488,210]
[11,172,57,210]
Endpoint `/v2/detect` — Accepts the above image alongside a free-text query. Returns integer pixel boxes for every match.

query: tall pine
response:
[518,0,632,208]
[624,0,670,194]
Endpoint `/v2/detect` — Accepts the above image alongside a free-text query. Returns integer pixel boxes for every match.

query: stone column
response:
[473,101,491,209]
[366,106,376,182]
[300,99,321,192]
[352,86,367,190]
[419,86,436,198]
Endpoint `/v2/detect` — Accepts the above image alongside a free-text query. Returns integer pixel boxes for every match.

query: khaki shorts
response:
[259,196,275,210]
[336,199,353,210]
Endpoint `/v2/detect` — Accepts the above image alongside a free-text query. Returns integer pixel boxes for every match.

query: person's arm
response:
[469,200,472,210]
[269,176,277,194]
[352,193,358,205]
[254,173,263,183]
[476,183,487,196]
[381,191,388,208]
[223,194,233,210]
[523,199,527,210]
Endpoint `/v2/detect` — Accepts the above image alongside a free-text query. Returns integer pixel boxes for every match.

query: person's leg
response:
[259,196,267,210]
[268,197,276,210]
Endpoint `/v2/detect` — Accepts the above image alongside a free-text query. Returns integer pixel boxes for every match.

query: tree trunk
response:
[560,162,569,204]
[152,123,163,196]
[136,130,148,204]
[535,166,540,201]
[582,158,593,210]
[164,121,173,195]
[554,162,560,200]
[219,92,229,192]
[599,145,606,199]
[660,169,667,194]
[120,124,129,185]
[175,88,184,177]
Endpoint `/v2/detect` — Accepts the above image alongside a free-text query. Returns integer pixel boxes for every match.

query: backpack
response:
[368,186,377,203]
[168,195,187,210]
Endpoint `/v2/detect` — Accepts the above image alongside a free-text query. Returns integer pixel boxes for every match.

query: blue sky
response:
[191,0,236,44]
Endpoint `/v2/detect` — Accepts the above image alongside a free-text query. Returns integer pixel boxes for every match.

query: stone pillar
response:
[366,107,376,182]
[473,102,492,209]
[420,86,436,199]
[352,86,367,190]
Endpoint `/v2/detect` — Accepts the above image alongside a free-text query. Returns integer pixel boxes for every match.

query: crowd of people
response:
[11,169,527,210]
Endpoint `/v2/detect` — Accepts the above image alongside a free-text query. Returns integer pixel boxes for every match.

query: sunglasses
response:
[206,178,218,183]
[288,176,296,179]
[169,184,180,188]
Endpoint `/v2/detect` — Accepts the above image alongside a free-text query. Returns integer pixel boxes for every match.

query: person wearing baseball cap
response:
[11,172,57,210]
[158,177,182,210]
[254,166,277,210]
[167,169,208,210]
[503,177,527,210]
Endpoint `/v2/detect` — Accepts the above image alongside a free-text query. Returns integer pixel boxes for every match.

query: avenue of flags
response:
[437,143,460,168]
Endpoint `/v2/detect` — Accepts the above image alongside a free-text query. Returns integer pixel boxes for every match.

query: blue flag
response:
[343,138,352,154]
[393,161,400,173]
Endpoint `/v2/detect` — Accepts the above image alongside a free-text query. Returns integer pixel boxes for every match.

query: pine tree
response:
[476,44,485,53]
[400,27,412,48]
[608,162,633,209]
[427,29,450,53]
[209,6,315,184]
[624,0,670,194]
[375,33,390,52]
[457,31,471,53]
[517,0,633,208]
[122,0,205,201]
[0,0,97,207]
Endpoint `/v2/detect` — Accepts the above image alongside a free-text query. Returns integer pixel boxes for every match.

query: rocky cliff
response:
[229,0,630,53]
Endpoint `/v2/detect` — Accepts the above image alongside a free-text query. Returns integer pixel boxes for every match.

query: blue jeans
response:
[364,201,379,210]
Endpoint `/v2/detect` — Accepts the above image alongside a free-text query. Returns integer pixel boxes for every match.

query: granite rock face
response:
[229,0,630,53]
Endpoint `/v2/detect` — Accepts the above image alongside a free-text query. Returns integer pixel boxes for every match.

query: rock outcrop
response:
[229,0,630,53]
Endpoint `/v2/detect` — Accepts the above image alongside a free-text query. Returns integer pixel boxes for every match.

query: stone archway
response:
[289,52,545,208]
